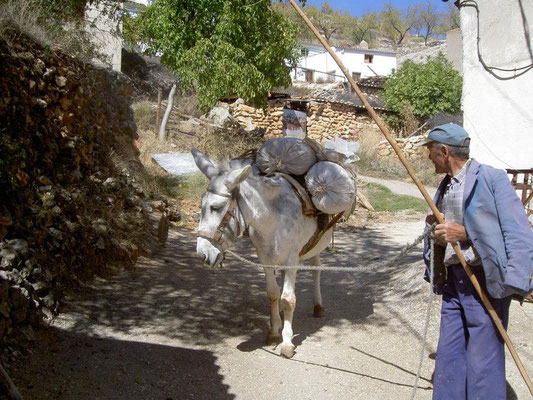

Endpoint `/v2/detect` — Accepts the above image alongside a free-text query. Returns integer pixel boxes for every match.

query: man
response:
[420,123,533,400]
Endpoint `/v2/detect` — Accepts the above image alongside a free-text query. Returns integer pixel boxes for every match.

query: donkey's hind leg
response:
[311,255,324,318]
[264,267,281,345]
[280,260,298,358]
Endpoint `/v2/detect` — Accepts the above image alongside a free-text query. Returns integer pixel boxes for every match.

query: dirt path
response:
[6,219,533,399]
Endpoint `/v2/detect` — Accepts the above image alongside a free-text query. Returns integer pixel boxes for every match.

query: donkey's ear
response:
[224,165,251,191]
[191,148,218,179]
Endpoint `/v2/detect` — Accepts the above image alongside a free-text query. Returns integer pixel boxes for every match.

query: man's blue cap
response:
[418,123,471,147]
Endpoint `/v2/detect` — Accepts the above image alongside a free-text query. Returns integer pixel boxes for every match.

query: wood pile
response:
[0,31,173,346]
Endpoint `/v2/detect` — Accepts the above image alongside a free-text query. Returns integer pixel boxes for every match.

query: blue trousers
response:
[433,264,511,400]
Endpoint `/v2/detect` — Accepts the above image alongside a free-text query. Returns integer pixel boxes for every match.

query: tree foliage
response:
[378,3,418,45]
[418,0,441,46]
[382,53,462,124]
[305,2,352,44]
[438,3,460,33]
[128,0,301,110]
[270,1,314,42]
[352,12,378,45]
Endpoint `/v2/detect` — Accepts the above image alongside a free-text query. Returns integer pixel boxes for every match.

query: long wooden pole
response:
[288,0,533,394]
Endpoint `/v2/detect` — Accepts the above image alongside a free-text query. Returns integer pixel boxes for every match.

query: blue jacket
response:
[424,159,533,298]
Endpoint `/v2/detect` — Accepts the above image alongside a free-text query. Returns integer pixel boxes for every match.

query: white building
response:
[84,1,153,72]
[294,41,397,83]
[460,0,533,170]
[85,1,123,71]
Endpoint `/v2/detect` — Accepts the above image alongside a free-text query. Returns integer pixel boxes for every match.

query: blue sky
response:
[299,0,448,17]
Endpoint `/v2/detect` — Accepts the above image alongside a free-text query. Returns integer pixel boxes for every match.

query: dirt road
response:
[6,214,533,400]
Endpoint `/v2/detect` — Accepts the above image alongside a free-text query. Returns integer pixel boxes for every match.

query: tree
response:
[381,53,462,128]
[378,3,418,45]
[418,0,441,46]
[271,2,314,41]
[438,3,460,33]
[352,12,378,45]
[129,0,301,110]
[305,2,354,44]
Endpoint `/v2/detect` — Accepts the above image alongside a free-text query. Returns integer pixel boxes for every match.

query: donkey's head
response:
[191,149,251,269]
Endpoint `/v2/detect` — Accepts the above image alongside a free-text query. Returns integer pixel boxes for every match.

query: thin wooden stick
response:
[288,0,533,395]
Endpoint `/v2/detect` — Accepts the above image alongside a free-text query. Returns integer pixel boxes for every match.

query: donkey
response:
[192,148,347,358]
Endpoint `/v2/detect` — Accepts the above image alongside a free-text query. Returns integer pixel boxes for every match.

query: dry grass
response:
[356,128,440,187]
[195,126,264,162]
[132,129,183,199]
[132,101,157,131]
[0,0,104,62]
[131,96,267,228]
[0,0,48,42]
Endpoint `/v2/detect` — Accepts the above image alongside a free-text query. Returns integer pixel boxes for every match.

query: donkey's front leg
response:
[264,267,282,345]
[310,255,324,318]
[280,265,298,358]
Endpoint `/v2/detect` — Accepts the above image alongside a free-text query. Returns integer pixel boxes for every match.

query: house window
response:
[301,47,309,57]
[352,72,361,81]
[326,70,335,82]
[364,54,374,63]
[305,69,315,82]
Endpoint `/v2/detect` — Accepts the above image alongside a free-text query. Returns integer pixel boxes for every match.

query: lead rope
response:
[410,236,436,399]
[226,223,436,273]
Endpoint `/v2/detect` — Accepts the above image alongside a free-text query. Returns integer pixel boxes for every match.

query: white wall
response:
[85,1,123,71]
[446,28,462,75]
[296,46,396,82]
[461,0,533,169]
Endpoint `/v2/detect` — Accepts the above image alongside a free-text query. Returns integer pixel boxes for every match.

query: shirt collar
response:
[449,159,471,183]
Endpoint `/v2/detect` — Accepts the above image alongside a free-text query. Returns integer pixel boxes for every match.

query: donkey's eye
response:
[210,205,223,212]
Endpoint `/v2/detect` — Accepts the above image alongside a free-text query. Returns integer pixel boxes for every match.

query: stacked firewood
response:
[0,31,174,345]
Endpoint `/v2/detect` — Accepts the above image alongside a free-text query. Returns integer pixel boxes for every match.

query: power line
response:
[459,0,533,80]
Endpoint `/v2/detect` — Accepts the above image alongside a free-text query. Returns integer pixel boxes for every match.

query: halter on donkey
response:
[192,148,351,358]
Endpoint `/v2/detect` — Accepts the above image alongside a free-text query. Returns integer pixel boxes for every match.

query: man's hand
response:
[435,222,468,244]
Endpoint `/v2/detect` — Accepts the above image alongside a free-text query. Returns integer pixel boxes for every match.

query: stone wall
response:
[377,135,428,160]
[0,31,169,344]
[229,100,383,143]
[306,102,382,142]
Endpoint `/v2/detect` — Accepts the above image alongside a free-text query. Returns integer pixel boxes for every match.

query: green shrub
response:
[381,53,462,128]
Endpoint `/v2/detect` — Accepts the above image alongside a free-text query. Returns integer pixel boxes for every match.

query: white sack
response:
[256,138,317,175]
[305,161,356,214]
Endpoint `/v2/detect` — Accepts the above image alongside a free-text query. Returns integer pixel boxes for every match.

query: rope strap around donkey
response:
[226,223,436,273]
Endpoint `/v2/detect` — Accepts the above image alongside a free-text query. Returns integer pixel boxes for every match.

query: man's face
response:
[427,142,448,174]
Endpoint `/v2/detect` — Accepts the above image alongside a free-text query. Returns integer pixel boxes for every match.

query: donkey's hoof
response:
[280,343,295,359]
[266,333,281,346]
[313,304,324,318]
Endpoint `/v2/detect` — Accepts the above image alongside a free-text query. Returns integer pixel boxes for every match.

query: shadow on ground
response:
[56,224,426,349]
[10,326,233,400]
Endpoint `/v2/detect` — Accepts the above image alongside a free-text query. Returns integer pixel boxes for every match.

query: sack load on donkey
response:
[255,137,356,216]
[305,161,356,214]
[256,137,317,175]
